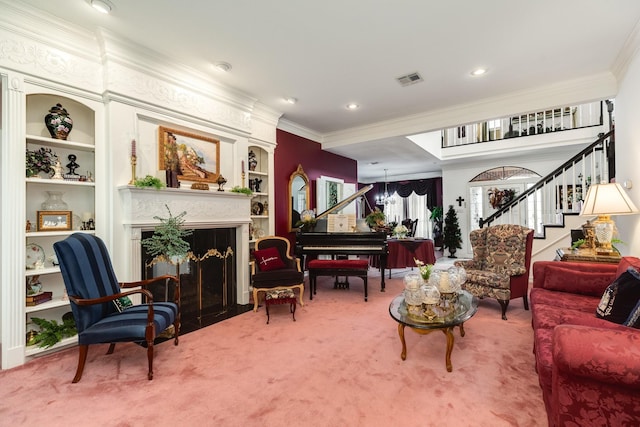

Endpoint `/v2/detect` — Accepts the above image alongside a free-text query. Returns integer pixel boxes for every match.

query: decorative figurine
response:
[51,160,64,180]
[66,154,79,176]
[252,177,262,193]
[248,150,258,171]
[216,174,227,191]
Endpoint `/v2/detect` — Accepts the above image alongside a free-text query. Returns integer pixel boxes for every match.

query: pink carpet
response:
[0,270,546,427]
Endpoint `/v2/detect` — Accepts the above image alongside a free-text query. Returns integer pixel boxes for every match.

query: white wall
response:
[610,44,640,256]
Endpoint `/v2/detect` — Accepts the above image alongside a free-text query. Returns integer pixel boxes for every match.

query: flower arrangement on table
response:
[393,224,409,239]
[413,258,433,281]
[26,147,57,177]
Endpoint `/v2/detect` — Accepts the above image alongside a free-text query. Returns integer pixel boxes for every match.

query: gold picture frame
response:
[158,126,220,183]
[37,210,72,231]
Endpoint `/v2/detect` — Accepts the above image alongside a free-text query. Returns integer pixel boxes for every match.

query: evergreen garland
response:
[442,205,462,258]
[141,205,192,262]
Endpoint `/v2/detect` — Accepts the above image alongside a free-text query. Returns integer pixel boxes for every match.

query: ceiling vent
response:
[396,72,423,87]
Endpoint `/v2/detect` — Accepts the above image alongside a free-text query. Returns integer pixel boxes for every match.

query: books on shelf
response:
[26,291,53,306]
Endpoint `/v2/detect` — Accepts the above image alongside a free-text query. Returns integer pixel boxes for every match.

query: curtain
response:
[407,193,432,238]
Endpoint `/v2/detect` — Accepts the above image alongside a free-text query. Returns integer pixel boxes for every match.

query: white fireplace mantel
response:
[118,186,252,305]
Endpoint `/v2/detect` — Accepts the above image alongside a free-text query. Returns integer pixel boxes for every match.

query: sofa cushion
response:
[254,247,286,271]
[530,288,599,314]
[542,264,613,296]
[532,303,630,331]
[596,268,640,324]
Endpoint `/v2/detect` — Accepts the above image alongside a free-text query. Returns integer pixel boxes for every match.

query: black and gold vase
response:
[45,103,73,140]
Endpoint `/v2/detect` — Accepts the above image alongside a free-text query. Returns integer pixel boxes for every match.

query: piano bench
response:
[308,259,369,301]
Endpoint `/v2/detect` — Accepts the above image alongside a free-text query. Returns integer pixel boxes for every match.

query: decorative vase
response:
[44,103,73,140]
[41,191,68,210]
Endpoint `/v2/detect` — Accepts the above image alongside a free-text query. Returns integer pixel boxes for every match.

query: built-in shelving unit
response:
[22,93,98,359]
[248,146,270,243]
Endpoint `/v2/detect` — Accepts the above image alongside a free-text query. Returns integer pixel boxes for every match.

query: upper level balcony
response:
[442,101,606,148]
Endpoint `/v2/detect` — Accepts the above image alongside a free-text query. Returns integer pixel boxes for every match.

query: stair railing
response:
[479,130,613,235]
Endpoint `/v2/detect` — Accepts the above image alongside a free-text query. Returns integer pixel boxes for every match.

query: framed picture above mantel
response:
[158,126,220,184]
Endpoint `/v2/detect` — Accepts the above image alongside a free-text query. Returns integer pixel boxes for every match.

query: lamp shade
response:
[580,183,639,216]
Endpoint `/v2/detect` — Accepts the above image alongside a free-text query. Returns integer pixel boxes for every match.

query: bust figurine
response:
[66,154,79,176]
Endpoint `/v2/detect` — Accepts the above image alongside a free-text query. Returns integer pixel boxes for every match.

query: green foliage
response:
[365,208,386,228]
[141,205,192,261]
[571,239,585,250]
[430,206,443,221]
[26,147,57,177]
[30,316,76,348]
[230,186,253,196]
[442,205,462,255]
[134,175,165,189]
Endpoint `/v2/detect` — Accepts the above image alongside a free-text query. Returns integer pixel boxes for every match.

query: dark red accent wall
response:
[275,129,357,241]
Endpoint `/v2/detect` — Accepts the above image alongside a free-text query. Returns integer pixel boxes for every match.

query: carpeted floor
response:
[0,269,547,427]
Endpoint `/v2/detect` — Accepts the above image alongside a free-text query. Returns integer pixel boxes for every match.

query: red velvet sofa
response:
[531,257,640,427]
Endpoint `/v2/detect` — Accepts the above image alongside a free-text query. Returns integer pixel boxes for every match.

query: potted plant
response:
[365,208,386,230]
[442,205,462,258]
[25,147,57,177]
[141,205,193,265]
[230,186,253,196]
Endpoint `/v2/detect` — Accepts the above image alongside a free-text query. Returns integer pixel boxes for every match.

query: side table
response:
[558,248,621,264]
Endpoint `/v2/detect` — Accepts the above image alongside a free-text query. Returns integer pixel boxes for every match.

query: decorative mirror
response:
[288,164,310,231]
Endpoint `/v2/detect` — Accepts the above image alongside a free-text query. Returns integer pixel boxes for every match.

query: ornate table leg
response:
[459,322,465,337]
[441,326,455,372]
[398,323,407,360]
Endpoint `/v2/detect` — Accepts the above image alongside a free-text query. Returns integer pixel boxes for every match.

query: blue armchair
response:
[53,233,180,383]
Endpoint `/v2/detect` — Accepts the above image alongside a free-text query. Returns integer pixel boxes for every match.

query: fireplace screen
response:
[141,228,236,331]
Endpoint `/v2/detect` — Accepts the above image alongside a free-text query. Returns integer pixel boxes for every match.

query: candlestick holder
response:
[241,172,245,188]
[129,155,137,185]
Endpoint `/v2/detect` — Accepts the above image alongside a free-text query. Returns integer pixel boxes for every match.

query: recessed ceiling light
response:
[213,61,232,72]
[284,97,297,105]
[346,103,359,110]
[471,68,487,76]
[90,0,113,14]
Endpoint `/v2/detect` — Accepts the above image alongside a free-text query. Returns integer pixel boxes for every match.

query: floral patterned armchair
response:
[454,224,533,320]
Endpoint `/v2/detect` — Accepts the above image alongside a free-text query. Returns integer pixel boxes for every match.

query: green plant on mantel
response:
[134,175,165,189]
[230,186,253,196]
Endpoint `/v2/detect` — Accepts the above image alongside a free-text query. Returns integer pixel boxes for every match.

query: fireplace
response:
[118,186,252,330]
[141,228,245,331]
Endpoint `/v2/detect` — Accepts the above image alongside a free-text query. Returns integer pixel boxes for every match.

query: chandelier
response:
[375,169,396,206]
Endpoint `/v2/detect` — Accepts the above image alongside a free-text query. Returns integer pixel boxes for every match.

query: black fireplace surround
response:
[141,227,249,333]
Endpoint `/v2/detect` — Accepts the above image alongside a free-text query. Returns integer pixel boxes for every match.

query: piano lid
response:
[315,184,373,220]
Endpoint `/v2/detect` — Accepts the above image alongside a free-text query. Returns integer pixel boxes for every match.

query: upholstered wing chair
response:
[251,236,305,311]
[53,233,180,382]
[454,224,533,320]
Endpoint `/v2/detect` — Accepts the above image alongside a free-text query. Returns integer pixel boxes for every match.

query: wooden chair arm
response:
[69,288,154,306]
[120,275,180,304]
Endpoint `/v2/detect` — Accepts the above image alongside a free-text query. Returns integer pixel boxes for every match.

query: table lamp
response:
[579,182,639,255]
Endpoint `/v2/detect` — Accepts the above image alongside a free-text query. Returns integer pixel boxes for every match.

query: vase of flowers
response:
[26,147,57,177]
[44,103,73,140]
[295,209,317,232]
[393,224,409,239]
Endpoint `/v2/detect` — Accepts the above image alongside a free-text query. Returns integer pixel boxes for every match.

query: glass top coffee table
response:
[388,290,478,372]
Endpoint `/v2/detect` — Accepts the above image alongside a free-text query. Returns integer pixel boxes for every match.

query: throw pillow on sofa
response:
[596,267,640,324]
[543,264,613,296]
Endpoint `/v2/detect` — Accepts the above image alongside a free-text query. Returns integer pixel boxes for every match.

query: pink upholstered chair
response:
[454,224,533,320]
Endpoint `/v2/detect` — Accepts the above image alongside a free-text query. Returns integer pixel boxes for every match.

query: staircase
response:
[479,130,615,260]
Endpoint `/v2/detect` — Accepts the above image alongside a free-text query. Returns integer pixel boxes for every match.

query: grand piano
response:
[295,184,388,291]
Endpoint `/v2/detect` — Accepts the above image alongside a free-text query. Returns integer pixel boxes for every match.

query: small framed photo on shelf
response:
[37,210,72,231]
